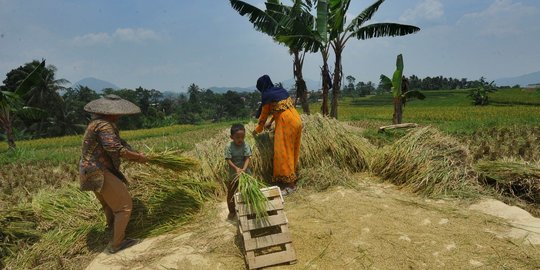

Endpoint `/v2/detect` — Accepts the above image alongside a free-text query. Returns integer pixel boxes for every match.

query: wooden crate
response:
[235,186,297,269]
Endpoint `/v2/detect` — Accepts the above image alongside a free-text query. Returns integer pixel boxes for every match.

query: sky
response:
[1,0,539,92]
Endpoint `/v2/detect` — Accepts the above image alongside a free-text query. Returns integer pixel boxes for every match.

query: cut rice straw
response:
[236,172,268,219]
[144,146,199,172]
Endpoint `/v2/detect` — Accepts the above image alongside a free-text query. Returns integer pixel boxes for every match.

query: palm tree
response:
[325,0,420,118]
[230,0,316,114]
[24,62,69,137]
[0,60,46,149]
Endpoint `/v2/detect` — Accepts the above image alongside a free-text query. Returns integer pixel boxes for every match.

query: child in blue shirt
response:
[224,123,252,220]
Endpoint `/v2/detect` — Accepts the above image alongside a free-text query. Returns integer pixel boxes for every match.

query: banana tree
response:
[380,54,425,124]
[230,0,316,114]
[325,0,420,119]
[0,60,46,149]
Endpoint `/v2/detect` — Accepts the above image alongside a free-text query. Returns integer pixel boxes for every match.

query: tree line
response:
[0,60,261,147]
[340,74,491,98]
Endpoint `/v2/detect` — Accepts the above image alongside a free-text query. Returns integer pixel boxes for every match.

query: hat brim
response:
[84,98,141,115]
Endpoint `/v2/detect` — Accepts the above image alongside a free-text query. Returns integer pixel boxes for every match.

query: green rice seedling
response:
[236,172,268,219]
[371,126,478,197]
[144,147,200,172]
[475,159,540,203]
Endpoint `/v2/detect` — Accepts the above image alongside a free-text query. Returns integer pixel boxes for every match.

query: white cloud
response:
[73,32,111,45]
[400,0,444,22]
[112,28,161,42]
[73,28,161,46]
[457,0,538,37]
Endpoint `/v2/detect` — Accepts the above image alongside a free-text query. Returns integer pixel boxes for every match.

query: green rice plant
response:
[236,172,268,219]
[371,126,479,197]
[475,159,540,203]
[144,147,200,172]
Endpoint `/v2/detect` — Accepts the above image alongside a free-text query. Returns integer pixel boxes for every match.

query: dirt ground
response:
[86,174,540,270]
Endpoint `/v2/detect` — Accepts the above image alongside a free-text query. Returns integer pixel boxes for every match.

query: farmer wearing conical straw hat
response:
[253,75,302,195]
[79,94,147,254]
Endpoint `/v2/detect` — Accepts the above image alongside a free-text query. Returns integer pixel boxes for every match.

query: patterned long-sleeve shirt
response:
[79,118,132,192]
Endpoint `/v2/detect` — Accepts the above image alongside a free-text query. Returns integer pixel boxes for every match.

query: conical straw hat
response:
[84,94,141,115]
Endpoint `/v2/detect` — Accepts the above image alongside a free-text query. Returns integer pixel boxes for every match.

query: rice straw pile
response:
[193,114,374,195]
[0,207,39,268]
[298,160,357,191]
[144,147,199,172]
[4,164,213,269]
[236,172,268,219]
[371,126,478,197]
[475,159,540,202]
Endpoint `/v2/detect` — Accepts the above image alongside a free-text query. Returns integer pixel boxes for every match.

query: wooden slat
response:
[247,244,297,269]
[244,232,292,251]
[236,197,284,217]
[235,187,281,203]
[240,211,288,232]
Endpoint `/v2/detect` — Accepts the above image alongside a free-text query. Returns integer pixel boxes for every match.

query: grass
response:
[327,88,540,134]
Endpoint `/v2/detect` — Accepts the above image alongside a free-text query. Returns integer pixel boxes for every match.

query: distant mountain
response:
[495,71,540,87]
[73,77,119,92]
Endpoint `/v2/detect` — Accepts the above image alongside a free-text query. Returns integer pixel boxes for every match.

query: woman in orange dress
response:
[253,75,302,195]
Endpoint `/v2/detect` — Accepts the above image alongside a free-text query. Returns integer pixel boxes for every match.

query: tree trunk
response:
[293,51,310,114]
[319,48,330,116]
[392,96,403,124]
[330,41,343,119]
[0,113,16,149]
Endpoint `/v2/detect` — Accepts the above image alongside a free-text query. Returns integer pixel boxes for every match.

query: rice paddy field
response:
[1,87,540,269]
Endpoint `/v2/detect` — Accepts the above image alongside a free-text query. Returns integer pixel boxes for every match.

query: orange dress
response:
[255,97,302,183]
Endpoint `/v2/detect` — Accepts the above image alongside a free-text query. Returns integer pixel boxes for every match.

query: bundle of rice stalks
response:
[371,126,478,197]
[236,172,268,219]
[126,167,217,237]
[145,147,199,172]
[475,159,540,203]
[193,114,374,194]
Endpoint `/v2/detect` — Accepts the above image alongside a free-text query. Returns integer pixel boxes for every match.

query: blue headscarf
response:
[255,75,289,118]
